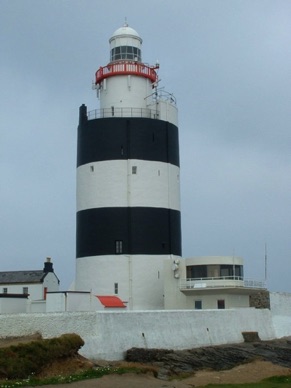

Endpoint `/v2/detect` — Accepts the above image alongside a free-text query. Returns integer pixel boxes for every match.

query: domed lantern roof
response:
[109,22,143,63]
[110,22,142,43]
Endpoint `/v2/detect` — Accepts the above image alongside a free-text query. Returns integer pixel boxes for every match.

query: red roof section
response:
[96,295,126,308]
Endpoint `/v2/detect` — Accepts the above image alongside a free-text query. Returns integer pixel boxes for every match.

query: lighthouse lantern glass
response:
[111,46,141,62]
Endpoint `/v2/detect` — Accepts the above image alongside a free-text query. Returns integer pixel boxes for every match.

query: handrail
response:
[186,276,244,282]
[243,279,266,289]
[179,277,266,290]
[95,62,159,85]
[87,107,159,120]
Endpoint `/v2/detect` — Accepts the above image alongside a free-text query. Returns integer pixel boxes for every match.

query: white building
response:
[0,258,60,310]
[164,256,266,309]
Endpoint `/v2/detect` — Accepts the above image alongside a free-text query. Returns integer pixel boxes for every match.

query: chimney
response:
[43,257,54,273]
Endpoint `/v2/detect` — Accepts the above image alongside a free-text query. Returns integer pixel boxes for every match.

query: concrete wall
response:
[0,308,276,360]
[46,292,103,312]
[0,298,28,313]
[29,300,46,313]
[181,293,250,310]
[270,292,291,338]
[82,308,275,360]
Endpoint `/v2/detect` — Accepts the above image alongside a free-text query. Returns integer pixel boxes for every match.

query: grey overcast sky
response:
[1,0,290,292]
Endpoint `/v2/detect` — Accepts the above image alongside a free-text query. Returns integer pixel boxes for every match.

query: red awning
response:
[96,295,126,308]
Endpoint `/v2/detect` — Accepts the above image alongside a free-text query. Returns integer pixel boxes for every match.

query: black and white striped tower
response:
[75,23,182,309]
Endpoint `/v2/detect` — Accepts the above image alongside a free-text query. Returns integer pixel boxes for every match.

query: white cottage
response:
[0,258,60,302]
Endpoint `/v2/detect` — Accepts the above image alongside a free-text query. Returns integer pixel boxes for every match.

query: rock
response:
[125,337,291,378]
[242,331,261,342]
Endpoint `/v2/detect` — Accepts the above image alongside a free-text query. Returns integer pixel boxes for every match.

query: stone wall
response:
[249,290,270,309]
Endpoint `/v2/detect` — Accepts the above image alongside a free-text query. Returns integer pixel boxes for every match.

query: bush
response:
[0,333,84,379]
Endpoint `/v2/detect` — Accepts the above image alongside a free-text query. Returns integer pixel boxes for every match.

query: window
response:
[90,165,94,172]
[115,240,123,254]
[114,283,118,294]
[23,287,28,295]
[220,265,243,279]
[132,166,137,174]
[111,46,141,62]
[217,299,225,309]
[220,265,233,278]
[3,288,7,294]
[187,265,207,279]
[235,265,244,279]
[195,300,202,310]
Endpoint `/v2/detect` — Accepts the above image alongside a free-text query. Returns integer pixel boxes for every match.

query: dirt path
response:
[42,360,291,388]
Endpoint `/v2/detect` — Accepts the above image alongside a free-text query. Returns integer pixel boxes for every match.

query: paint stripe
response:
[77,117,179,167]
[77,160,180,211]
[76,207,182,258]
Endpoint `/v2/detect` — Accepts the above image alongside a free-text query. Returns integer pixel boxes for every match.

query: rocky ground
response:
[126,336,291,377]
[1,335,291,387]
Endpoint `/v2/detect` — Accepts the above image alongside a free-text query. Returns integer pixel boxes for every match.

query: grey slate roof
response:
[0,270,46,285]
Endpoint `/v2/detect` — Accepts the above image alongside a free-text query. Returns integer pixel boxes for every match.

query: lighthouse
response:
[75,23,181,309]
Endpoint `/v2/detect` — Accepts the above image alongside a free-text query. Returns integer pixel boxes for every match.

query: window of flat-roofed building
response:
[195,300,202,309]
[217,299,225,309]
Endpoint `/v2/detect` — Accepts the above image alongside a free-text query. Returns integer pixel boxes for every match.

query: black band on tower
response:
[76,207,182,258]
[77,117,180,167]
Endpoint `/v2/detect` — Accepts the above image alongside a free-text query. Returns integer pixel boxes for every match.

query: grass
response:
[0,364,157,387]
[0,334,84,380]
[0,369,291,388]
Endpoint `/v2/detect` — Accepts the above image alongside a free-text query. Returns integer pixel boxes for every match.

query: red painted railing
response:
[95,62,159,85]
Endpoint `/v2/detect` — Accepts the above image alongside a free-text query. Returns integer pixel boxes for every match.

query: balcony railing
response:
[95,62,158,85]
[87,107,158,120]
[179,276,266,290]
[243,279,266,289]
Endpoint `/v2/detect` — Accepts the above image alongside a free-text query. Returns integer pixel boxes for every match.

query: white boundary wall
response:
[0,308,275,360]
[270,292,291,338]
